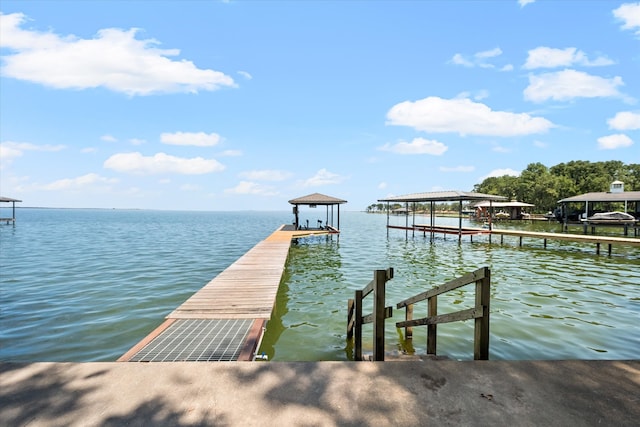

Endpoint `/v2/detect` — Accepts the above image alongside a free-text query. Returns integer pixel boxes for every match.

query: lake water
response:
[1,209,638,362]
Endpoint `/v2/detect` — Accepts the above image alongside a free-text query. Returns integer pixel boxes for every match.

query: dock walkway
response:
[118,226,334,362]
[398,223,640,254]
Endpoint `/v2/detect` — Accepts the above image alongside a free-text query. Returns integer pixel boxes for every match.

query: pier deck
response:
[118,226,336,362]
[391,223,640,254]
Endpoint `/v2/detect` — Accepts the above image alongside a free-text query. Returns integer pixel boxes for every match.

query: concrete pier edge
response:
[2,360,638,426]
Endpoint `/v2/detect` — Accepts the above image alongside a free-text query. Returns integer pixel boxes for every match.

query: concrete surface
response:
[1,360,638,426]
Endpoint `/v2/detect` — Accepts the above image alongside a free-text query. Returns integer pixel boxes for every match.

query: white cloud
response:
[450,47,507,69]
[101,134,117,143]
[378,182,387,190]
[238,70,253,80]
[239,169,293,181]
[523,47,614,69]
[129,138,146,146]
[378,138,448,155]
[607,111,640,130]
[0,141,66,165]
[299,169,346,187]
[480,168,520,181]
[524,69,625,102]
[386,96,554,136]
[160,131,221,147]
[613,3,640,37]
[0,143,23,164]
[224,181,278,196]
[519,0,535,7]
[439,166,475,172]
[476,47,502,59]
[0,12,236,95]
[597,134,634,150]
[451,53,473,67]
[42,173,118,191]
[103,152,225,175]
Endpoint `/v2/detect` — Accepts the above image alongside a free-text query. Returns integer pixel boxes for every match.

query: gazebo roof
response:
[378,190,506,203]
[558,191,640,203]
[288,193,347,205]
[0,197,22,203]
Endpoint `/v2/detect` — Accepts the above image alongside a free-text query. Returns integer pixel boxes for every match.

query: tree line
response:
[473,161,639,213]
[367,161,639,214]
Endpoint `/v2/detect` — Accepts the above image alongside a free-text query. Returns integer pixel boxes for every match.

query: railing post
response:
[346,298,354,340]
[405,303,413,340]
[474,267,491,360]
[427,296,437,355]
[373,269,387,361]
[354,290,363,361]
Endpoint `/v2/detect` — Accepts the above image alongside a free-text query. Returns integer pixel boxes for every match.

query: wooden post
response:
[373,269,387,361]
[347,299,354,340]
[474,267,491,360]
[427,296,437,355]
[354,290,363,361]
[608,244,612,256]
[458,200,463,242]
[405,303,414,340]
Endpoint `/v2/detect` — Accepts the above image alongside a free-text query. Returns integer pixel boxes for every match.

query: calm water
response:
[1,209,638,362]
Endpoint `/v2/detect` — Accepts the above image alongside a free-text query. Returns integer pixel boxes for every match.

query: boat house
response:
[471,200,535,220]
[287,193,347,232]
[0,196,22,224]
[557,181,640,222]
[378,190,506,240]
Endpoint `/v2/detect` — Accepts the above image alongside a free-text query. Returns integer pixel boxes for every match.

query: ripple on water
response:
[2,210,639,361]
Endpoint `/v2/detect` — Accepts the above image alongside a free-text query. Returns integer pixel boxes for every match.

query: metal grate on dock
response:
[128,319,253,362]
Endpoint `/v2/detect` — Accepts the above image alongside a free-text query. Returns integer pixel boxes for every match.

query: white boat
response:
[584,211,637,224]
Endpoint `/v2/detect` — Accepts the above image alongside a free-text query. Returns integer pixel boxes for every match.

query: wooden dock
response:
[392,224,640,255]
[118,226,336,362]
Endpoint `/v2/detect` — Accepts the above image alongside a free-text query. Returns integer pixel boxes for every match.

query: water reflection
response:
[264,212,640,361]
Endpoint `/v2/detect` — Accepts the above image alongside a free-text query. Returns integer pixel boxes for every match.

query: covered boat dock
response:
[287,193,347,232]
[0,196,22,225]
[557,181,640,235]
[378,190,506,241]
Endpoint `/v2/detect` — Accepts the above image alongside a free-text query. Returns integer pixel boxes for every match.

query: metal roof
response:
[472,201,535,208]
[288,193,347,205]
[378,190,507,203]
[558,191,640,203]
[0,197,22,203]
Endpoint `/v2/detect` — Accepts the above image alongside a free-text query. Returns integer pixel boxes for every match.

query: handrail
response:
[347,268,394,361]
[396,267,491,360]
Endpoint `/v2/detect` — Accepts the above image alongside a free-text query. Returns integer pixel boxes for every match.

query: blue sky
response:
[1,0,639,211]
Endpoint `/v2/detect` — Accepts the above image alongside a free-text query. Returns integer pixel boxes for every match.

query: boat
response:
[584,211,637,224]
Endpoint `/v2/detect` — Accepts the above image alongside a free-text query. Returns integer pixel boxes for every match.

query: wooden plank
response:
[397,267,488,308]
[122,226,313,361]
[491,228,640,246]
[361,306,393,324]
[396,307,482,328]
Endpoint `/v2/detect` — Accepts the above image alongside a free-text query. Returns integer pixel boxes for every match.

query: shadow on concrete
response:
[0,362,100,426]
[1,360,638,426]
[0,363,224,426]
